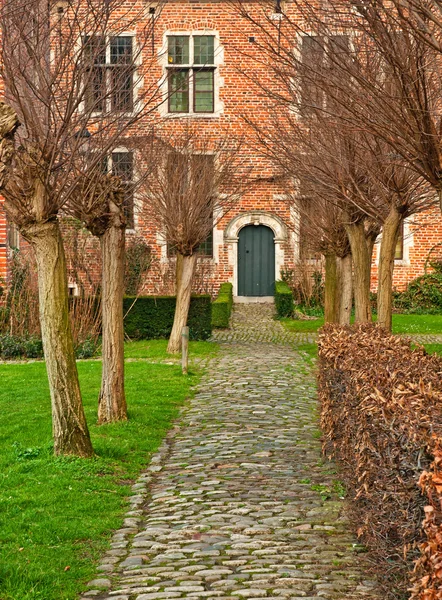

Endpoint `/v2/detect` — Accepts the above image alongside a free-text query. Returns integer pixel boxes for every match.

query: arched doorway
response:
[238,225,275,296]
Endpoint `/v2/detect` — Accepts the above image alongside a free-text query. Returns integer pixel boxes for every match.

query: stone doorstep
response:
[234,296,275,304]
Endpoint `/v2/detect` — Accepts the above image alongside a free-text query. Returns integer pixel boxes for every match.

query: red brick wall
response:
[0,1,441,299]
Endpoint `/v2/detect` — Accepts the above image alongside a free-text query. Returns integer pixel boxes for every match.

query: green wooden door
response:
[238,225,275,296]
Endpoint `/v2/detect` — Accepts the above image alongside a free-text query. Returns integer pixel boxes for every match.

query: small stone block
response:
[87,578,111,588]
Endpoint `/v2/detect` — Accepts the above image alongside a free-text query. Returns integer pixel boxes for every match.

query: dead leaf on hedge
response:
[318,323,442,600]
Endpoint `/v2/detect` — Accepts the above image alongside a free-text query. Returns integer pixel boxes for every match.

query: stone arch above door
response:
[224,212,288,297]
[224,211,288,243]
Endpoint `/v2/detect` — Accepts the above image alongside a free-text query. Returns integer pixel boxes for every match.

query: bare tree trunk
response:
[324,253,340,323]
[346,222,372,323]
[377,206,401,331]
[167,253,198,354]
[338,253,353,325]
[23,219,94,457]
[176,253,183,295]
[97,214,127,424]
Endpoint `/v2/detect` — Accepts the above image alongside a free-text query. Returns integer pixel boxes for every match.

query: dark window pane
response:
[168,36,190,64]
[166,150,188,196]
[112,151,134,181]
[112,152,134,229]
[327,35,350,111]
[83,36,106,112]
[84,36,106,64]
[168,232,213,257]
[169,70,189,112]
[85,66,105,112]
[384,32,409,96]
[194,36,215,64]
[198,229,213,256]
[194,70,214,112]
[100,155,109,174]
[298,196,319,260]
[328,35,349,62]
[123,184,135,229]
[110,36,133,64]
[110,37,134,111]
[300,35,325,115]
[111,67,134,111]
[191,153,214,176]
[191,154,214,201]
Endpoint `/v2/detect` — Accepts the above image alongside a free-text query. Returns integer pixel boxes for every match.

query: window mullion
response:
[190,35,194,114]
[104,36,108,113]
[190,67,194,113]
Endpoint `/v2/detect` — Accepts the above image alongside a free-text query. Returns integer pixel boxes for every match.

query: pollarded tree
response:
[69,169,129,424]
[140,128,246,353]
[295,192,353,325]
[0,0,159,454]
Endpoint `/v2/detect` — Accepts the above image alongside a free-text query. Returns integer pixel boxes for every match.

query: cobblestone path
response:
[212,304,317,346]
[82,304,378,600]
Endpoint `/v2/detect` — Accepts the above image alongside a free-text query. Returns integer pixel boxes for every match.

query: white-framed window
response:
[162,32,223,116]
[83,35,138,114]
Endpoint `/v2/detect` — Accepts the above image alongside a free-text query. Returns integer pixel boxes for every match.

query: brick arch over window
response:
[161,20,217,32]
[224,211,288,297]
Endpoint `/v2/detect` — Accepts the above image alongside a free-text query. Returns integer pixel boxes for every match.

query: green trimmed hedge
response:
[212,282,233,328]
[123,295,212,341]
[275,280,294,318]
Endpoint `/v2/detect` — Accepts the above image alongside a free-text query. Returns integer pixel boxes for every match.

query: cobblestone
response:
[408,333,442,344]
[82,304,379,600]
[211,305,317,346]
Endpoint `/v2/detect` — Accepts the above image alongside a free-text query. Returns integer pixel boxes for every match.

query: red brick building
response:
[1,0,441,298]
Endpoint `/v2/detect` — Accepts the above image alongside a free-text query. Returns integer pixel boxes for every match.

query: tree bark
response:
[338,253,353,325]
[377,206,402,331]
[345,221,373,323]
[97,214,127,424]
[167,253,198,354]
[324,253,340,324]
[176,252,183,295]
[23,219,94,457]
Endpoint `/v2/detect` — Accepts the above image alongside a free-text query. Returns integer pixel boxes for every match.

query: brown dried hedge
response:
[318,324,442,600]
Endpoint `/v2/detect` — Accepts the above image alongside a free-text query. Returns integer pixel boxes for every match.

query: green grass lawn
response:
[0,340,216,600]
[123,338,219,360]
[281,313,442,335]
[281,317,325,332]
[295,343,318,367]
[421,343,442,356]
